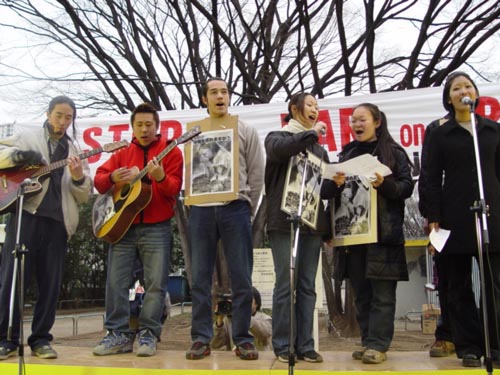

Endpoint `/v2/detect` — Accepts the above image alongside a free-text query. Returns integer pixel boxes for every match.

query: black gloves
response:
[12,150,43,166]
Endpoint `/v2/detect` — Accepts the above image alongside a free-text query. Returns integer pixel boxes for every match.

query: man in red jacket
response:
[92,102,183,357]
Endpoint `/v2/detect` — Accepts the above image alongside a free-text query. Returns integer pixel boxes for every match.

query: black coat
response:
[427,115,500,254]
[264,129,334,235]
[325,141,414,281]
[417,116,448,218]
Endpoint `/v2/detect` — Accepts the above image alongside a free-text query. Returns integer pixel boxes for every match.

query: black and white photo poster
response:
[332,176,377,246]
[184,115,240,205]
[280,152,323,230]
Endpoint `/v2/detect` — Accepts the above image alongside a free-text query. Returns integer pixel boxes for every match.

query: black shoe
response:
[277,352,297,363]
[0,345,17,360]
[297,350,323,363]
[31,344,57,359]
[463,353,481,367]
[491,353,500,369]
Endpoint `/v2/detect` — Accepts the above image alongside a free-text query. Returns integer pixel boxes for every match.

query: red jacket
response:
[94,135,183,224]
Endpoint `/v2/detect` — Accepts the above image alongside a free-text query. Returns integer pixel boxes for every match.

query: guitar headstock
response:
[178,126,201,145]
[103,140,129,153]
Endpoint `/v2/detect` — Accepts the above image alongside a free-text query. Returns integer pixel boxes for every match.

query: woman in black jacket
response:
[324,102,413,364]
[265,92,338,363]
[426,71,500,368]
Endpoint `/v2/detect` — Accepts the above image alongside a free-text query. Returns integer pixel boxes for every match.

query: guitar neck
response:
[130,140,179,185]
[32,147,104,178]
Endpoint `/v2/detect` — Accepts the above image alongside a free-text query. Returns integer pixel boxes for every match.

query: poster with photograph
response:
[280,152,323,230]
[184,116,239,205]
[332,176,377,246]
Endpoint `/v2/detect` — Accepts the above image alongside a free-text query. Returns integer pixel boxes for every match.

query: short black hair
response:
[252,286,262,312]
[202,77,228,98]
[131,102,160,127]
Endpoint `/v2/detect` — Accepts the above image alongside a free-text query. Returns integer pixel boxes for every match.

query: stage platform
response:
[0,345,488,375]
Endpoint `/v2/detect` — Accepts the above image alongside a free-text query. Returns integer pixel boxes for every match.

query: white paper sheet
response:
[429,228,451,253]
[323,154,392,181]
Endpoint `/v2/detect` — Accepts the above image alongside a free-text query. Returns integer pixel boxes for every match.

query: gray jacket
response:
[0,126,92,238]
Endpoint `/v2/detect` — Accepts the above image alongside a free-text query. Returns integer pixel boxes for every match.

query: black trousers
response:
[438,252,500,358]
[433,254,453,342]
[0,213,67,350]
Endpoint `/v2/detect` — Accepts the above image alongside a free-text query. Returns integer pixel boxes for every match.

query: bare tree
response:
[0,0,498,116]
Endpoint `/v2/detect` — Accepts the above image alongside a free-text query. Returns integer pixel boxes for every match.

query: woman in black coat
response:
[324,102,413,364]
[426,71,500,368]
[264,92,337,363]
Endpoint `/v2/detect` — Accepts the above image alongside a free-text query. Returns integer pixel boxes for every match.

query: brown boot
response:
[362,349,387,364]
[429,340,455,357]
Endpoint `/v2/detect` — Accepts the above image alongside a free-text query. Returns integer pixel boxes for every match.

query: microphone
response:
[461,96,474,106]
[21,178,34,187]
[319,127,326,135]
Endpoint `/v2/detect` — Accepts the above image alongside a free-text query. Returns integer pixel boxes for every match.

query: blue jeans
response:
[268,231,321,355]
[189,200,254,346]
[104,221,172,339]
[346,247,397,352]
[0,213,67,350]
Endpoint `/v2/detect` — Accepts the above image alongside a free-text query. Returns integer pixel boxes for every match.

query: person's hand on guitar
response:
[12,150,43,166]
[68,155,85,182]
[111,166,139,184]
[146,156,165,182]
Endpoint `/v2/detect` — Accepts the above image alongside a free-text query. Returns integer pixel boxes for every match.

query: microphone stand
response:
[7,182,30,375]
[286,153,311,375]
[467,100,493,375]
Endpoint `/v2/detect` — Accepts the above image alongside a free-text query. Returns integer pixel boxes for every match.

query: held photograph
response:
[184,116,240,205]
[332,175,377,246]
[280,151,323,230]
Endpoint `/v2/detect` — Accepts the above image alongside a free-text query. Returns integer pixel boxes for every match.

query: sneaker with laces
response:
[235,342,258,360]
[93,331,133,356]
[31,344,57,359]
[186,341,210,360]
[298,350,323,363]
[352,347,366,360]
[0,345,17,360]
[136,329,157,357]
[362,349,387,364]
[429,340,455,357]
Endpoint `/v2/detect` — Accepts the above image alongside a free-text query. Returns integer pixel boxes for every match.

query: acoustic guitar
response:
[0,140,129,214]
[92,126,201,244]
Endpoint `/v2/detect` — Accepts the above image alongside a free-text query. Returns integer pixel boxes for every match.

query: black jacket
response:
[324,140,414,280]
[264,129,334,235]
[417,118,445,217]
[427,115,500,254]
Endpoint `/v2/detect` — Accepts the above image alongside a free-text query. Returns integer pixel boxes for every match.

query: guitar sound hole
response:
[120,185,130,198]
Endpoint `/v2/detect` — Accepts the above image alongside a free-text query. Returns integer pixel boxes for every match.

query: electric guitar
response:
[92,126,201,244]
[0,140,129,214]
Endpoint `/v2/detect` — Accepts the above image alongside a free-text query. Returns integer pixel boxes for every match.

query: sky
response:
[0,1,498,125]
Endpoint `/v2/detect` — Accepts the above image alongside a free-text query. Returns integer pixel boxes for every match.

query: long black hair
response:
[47,95,77,139]
[354,102,413,173]
[442,71,479,114]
